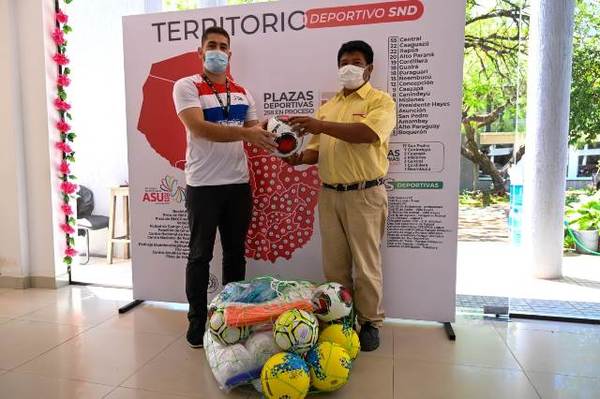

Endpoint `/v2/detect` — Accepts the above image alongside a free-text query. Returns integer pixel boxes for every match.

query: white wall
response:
[2,0,232,281]
[68,0,149,218]
[68,0,160,256]
[67,0,222,257]
[0,0,65,283]
[0,0,29,279]
[69,0,222,222]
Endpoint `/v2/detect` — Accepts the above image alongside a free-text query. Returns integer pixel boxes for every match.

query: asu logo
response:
[142,175,186,204]
[142,191,171,203]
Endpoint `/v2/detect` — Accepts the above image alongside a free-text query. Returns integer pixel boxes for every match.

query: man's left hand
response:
[288,116,324,136]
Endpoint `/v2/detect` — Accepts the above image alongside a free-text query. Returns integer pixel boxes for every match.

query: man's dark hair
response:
[201,26,230,46]
[337,40,374,65]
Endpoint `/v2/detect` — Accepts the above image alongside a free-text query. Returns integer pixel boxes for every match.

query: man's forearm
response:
[189,120,248,142]
[320,121,378,144]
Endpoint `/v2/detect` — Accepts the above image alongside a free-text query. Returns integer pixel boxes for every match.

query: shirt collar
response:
[336,81,372,100]
[356,82,372,99]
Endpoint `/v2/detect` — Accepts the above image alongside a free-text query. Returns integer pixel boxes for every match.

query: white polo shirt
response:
[173,74,258,187]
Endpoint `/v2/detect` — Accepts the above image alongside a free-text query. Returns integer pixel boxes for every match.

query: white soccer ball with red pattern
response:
[312,282,353,322]
[266,116,305,158]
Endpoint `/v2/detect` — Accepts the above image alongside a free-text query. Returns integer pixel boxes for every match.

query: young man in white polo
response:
[173,27,276,348]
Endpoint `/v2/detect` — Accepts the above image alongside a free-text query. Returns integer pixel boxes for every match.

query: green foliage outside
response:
[458,191,509,207]
[569,0,600,146]
[162,0,198,11]
[565,190,600,231]
[462,0,600,192]
[462,0,528,133]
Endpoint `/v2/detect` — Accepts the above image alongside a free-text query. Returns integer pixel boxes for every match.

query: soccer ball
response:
[204,332,255,389]
[312,282,353,322]
[208,308,250,345]
[261,352,310,399]
[245,331,281,367]
[318,323,360,360]
[306,342,352,392]
[266,116,305,158]
[213,343,255,387]
[273,309,319,354]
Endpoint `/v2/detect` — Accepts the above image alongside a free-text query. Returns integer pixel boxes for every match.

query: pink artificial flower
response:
[59,160,70,175]
[61,203,73,215]
[55,142,73,153]
[54,98,71,111]
[56,120,71,132]
[57,74,71,87]
[60,223,75,234]
[65,247,77,257]
[51,28,65,45]
[56,10,68,24]
[53,53,70,66]
[60,181,78,195]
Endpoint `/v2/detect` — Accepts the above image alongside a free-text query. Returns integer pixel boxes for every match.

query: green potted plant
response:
[565,197,600,254]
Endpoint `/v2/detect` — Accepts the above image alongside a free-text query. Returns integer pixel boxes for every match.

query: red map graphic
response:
[137,52,320,262]
[245,144,320,262]
[138,52,202,170]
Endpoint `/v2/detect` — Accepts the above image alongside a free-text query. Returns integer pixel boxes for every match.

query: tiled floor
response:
[457,294,600,319]
[0,286,599,398]
[457,241,600,305]
[71,256,132,288]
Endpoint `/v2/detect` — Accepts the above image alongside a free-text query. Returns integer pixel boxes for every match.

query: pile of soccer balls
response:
[206,281,361,398]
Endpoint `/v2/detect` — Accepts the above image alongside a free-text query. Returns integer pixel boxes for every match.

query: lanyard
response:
[202,74,231,119]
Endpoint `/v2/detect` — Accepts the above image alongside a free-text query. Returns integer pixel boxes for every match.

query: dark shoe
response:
[359,322,380,352]
[186,319,205,348]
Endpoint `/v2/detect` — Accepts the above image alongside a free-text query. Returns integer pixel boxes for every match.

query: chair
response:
[77,185,109,265]
[106,186,131,264]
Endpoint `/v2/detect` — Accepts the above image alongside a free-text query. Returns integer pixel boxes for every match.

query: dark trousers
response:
[185,183,252,324]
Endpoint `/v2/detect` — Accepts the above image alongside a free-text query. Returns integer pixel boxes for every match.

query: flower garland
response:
[52,0,77,268]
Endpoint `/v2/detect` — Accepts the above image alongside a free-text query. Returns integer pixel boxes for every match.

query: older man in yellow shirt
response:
[286,40,396,351]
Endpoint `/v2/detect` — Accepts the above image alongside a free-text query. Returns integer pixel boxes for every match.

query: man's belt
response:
[322,178,384,192]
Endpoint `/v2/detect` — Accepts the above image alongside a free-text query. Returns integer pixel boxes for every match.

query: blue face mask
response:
[204,50,229,74]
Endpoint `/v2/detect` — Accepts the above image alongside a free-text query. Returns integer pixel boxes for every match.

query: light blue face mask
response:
[204,50,229,74]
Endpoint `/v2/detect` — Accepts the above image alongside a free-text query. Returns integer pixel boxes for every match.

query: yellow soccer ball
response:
[318,323,360,360]
[306,341,352,392]
[273,309,319,354]
[260,352,310,399]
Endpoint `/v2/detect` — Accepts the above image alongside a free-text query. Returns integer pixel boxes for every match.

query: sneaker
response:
[186,320,205,348]
[359,322,380,352]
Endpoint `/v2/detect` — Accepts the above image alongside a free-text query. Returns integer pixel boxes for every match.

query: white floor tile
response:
[394,359,539,399]
[527,371,600,399]
[505,328,600,378]
[0,371,112,399]
[14,327,178,386]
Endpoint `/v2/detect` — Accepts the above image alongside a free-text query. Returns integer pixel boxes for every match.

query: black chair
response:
[77,186,109,265]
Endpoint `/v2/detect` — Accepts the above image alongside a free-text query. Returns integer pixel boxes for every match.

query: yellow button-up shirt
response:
[307,82,396,185]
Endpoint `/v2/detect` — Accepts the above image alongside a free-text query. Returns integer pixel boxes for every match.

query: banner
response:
[123,0,465,322]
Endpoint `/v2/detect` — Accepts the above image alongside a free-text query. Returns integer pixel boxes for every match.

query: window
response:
[578,154,600,177]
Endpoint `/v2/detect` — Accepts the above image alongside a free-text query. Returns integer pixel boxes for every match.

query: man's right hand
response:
[243,125,277,152]
[282,152,304,166]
